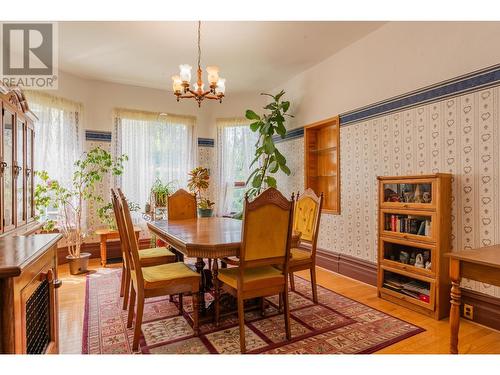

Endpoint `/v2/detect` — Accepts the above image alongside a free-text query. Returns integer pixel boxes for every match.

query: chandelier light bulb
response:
[216,78,226,94]
[179,64,192,83]
[206,66,219,85]
[171,75,182,93]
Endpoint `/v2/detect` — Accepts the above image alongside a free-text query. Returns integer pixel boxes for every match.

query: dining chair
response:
[214,187,295,353]
[289,188,323,302]
[167,188,197,220]
[113,189,200,351]
[111,190,177,310]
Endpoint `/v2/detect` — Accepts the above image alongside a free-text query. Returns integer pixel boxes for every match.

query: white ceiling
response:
[59,21,385,93]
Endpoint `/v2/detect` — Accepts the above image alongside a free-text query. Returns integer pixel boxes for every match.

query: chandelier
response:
[171,21,226,107]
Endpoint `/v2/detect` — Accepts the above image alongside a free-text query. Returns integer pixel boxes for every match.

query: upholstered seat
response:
[135,262,200,289]
[218,266,284,290]
[138,246,176,266]
[290,247,312,261]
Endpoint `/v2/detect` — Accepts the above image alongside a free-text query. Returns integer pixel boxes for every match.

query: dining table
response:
[147,216,301,320]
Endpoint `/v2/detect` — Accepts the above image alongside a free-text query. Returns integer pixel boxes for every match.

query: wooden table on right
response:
[445,245,500,354]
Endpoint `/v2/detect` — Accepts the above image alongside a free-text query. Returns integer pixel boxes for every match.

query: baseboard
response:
[461,289,500,331]
[316,248,377,286]
[57,238,152,265]
[315,247,499,331]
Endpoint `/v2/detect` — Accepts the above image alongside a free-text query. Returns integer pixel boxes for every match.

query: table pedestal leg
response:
[100,236,107,267]
[449,258,461,354]
[195,257,207,316]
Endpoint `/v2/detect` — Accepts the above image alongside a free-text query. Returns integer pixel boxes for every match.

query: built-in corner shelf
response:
[377,174,452,320]
[304,116,340,214]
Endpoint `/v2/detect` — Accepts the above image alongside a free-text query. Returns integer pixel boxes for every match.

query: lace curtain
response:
[216,117,258,216]
[114,109,196,214]
[25,91,84,225]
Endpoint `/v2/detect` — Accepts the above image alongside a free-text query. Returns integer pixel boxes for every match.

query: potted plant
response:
[187,166,215,217]
[97,200,140,230]
[245,90,293,199]
[35,146,128,275]
[150,178,176,208]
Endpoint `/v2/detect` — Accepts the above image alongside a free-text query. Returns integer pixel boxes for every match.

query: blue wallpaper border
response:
[340,63,500,125]
[86,130,112,142]
[198,137,215,147]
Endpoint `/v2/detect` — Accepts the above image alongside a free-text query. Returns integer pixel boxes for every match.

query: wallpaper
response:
[276,86,500,297]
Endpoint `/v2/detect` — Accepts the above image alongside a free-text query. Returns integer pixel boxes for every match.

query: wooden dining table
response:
[147,217,300,319]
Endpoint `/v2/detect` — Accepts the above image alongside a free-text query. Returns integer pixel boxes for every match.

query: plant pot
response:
[197,208,213,217]
[66,252,91,275]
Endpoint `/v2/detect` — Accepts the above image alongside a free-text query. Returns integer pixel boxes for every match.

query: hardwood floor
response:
[57,258,500,354]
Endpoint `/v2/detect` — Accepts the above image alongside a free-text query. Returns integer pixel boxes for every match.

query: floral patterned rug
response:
[82,268,424,354]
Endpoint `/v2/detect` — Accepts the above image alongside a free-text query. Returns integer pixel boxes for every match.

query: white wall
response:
[278,21,500,129]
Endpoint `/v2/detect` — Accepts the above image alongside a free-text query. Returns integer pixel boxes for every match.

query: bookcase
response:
[377,174,452,320]
[304,116,340,214]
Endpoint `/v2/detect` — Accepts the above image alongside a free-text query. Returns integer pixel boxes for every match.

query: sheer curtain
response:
[114,108,196,213]
[216,117,258,216]
[26,91,83,188]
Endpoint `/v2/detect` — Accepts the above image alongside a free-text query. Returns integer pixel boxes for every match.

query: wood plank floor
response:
[57,258,500,354]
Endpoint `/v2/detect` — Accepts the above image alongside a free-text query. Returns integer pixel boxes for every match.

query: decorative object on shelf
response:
[422,191,432,203]
[187,166,215,217]
[244,90,292,200]
[172,21,226,107]
[34,147,128,275]
[399,250,409,264]
[150,178,176,208]
[377,174,452,320]
[415,253,425,268]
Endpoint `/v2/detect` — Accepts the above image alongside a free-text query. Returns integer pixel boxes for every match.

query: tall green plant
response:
[34,146,128,258]
[245,90,293,198]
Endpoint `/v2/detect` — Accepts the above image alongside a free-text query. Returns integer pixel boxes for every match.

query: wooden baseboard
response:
[57,238,152,265]
[315,247,499,331]
[316,248,377,286]
[461,289,500,331]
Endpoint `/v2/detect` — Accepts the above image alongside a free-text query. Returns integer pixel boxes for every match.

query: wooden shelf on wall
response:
[304,116,340,214]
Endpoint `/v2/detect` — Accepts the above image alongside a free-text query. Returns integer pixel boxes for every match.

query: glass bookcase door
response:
[26,127,34,221]
[380,179,436,209]
[16,119,25,225]
[2,110,15,230]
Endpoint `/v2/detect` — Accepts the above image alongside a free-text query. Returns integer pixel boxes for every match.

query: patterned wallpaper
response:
[276,86,500,298]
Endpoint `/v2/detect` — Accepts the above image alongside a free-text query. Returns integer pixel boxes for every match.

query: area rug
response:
[82,268,424,354]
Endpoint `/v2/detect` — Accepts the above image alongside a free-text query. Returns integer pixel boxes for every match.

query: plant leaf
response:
[282,101,290,112]
[249,121,261,132]
[279,164,291,175]
[245,110,260,120]
[269,160,279,173]
[265,175,277,188]
[274,148,286,165]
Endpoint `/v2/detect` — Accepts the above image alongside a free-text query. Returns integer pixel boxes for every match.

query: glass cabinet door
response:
[2,110,15,230]
[16,119,25,225]
[26,126,34,221]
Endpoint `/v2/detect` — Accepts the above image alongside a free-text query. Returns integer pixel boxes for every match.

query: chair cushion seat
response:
[290,247,312,262]
[139,262,200,289]
[138,246,176,266]
[218,265,285,290]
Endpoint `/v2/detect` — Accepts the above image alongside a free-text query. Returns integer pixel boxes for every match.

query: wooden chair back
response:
[115,188,145,291]
[293,188,323,255]
[167,189,197,220]
[239,188,294,270]
[110,189,133,271]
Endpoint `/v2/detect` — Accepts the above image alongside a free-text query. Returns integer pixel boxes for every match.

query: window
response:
[216,118,258,216]
[26,91,83,220]
[115,109,196,212]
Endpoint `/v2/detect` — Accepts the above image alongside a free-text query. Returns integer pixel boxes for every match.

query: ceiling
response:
[59,21,385,93]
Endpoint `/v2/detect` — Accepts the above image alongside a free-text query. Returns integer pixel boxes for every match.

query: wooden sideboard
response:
[0,233,62,354]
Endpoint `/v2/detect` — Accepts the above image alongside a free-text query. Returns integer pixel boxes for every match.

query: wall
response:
[272,21,500,297]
